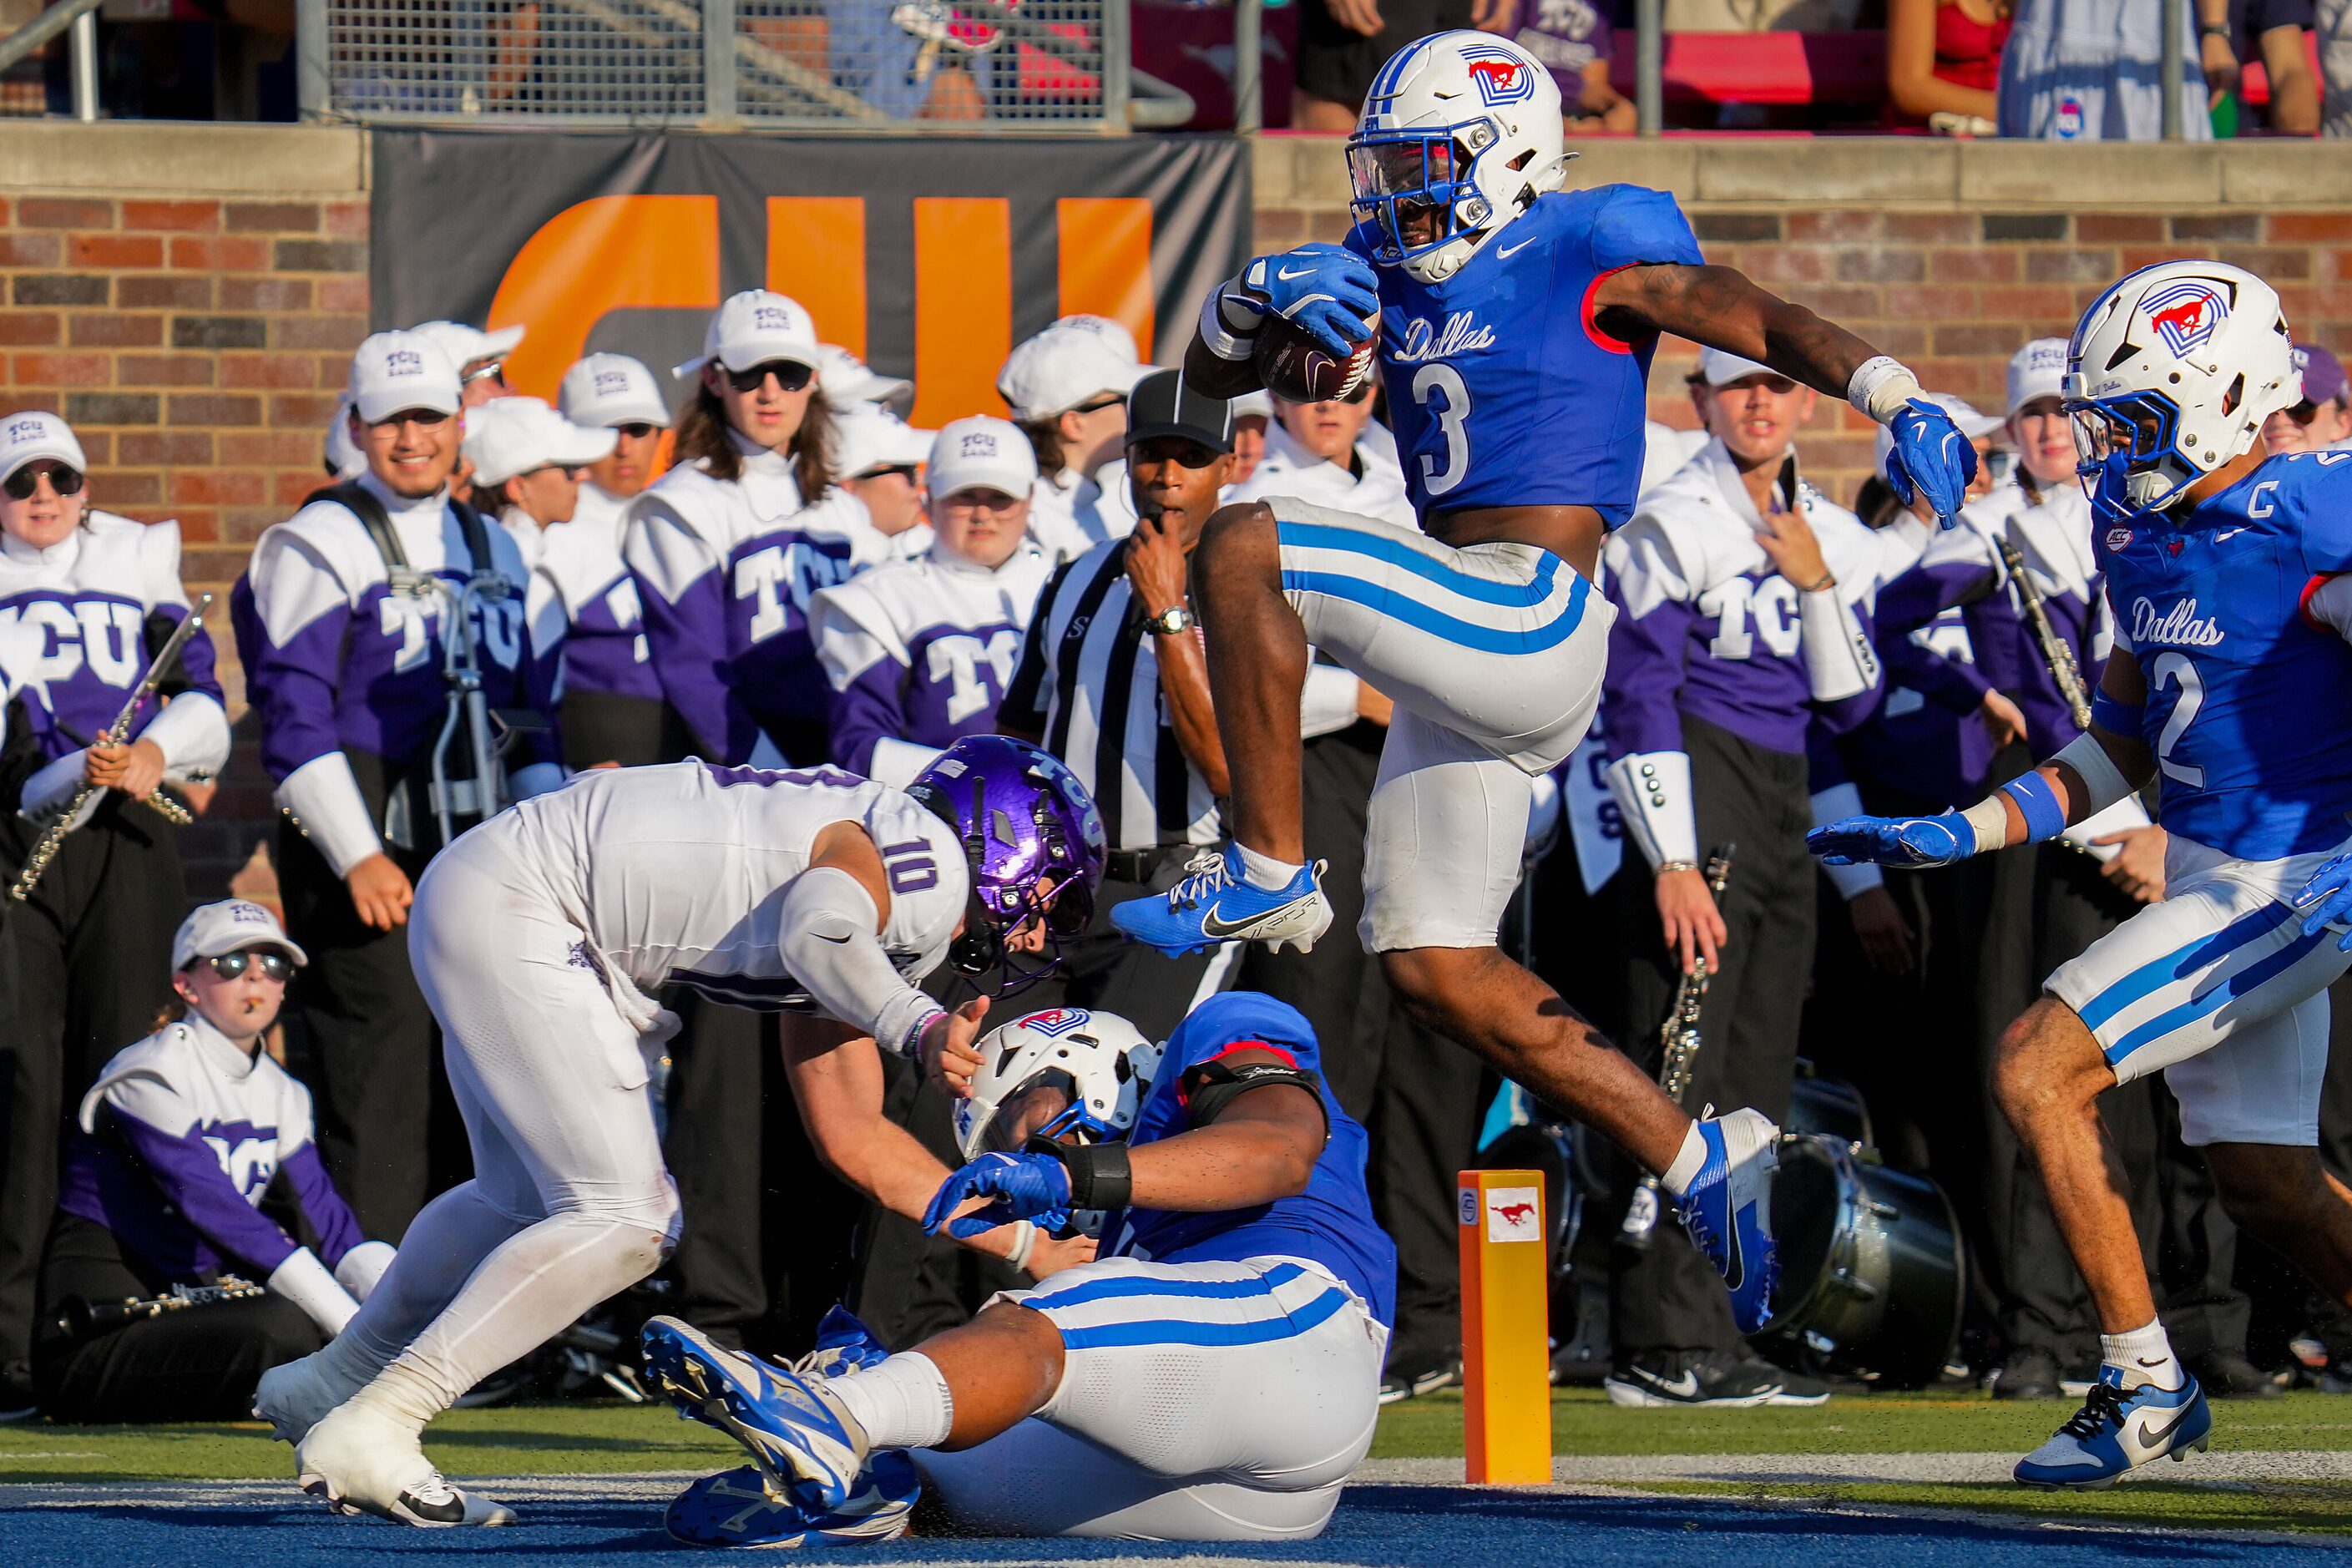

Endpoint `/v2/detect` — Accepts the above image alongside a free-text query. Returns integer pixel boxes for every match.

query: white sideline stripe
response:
[1354,1451,2352,1485]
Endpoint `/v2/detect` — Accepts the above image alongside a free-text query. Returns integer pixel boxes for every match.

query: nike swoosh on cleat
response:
[399,1490,468,1525]
[1199,899,1313,940]
[2142,1404,2194,1448]
[1648,1372,1699,1398]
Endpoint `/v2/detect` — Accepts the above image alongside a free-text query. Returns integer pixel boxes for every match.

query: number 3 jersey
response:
[2096,451,2352,862]
[1343,185,1702,526]
[482,760,969,1014]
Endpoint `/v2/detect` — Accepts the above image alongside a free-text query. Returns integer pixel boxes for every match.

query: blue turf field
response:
[7,1478,2349,1566]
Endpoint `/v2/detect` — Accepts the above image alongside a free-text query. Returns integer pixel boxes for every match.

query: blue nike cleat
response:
[640,1315,871,1511]
[1674,1108,1780,1336]
[1109,845,1333,957]
[665,1454,919,1549]
[2015,1368,2210,1489]
[798,1303,889,1381]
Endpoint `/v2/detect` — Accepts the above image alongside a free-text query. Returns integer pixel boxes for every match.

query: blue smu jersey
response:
[2094,452,2352,860]
[1108,991,1399,1328]
[1345,185,1702,527]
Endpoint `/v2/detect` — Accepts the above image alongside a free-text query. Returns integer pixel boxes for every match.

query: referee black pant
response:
[1611,716,1813,1361]
[1240,721,1486,1378]
[0,799,183,1370]
[276,819,468,1247]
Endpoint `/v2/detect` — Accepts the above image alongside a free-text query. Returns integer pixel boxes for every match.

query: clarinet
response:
[1619,843,1735,1251]
[57,1277,266,1340]
[11,593,212,903]
[1995,535,2093,731]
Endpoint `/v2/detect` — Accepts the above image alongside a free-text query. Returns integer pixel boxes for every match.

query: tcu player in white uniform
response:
[627,291,889,767]
[257,738,1103,1525]
[812,417,1051,787]
[1115,30,1976,1334]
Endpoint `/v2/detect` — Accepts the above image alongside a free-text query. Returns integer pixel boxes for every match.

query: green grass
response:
[12,1386,2352,1535]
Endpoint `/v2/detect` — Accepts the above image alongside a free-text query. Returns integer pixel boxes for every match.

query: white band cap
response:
[346,331,462,423]
[172,898,309,971]
[462,396,618,488]
[2006,337,2070,415]
[0,411,88,486]
[675,290,821,382]
[997,316,1151,422]
[927,415,1039,501]
[559,352,671,429]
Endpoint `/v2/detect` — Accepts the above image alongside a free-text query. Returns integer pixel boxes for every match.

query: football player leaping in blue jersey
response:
[1105,29,1973,1336]
[1813,259,2352,1488]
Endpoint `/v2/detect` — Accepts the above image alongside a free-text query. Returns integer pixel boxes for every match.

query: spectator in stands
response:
[2263,343,2352,453]
[1888,0,2011,135]
[1292,0,1495,131]
[1664,0,1862,28]
[36,902,395,1423]
[2320,0,2352,134]
[1998,0,2211,138]
[813,417,1052,787]
[2213,0,2320,133]
[0,411,230,1422]
[1510,0,1636,133]
[999,316,1148,565]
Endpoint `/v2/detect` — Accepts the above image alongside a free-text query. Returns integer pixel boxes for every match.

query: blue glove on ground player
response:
[1883,397,1979,529]
[1231,244,1380,359]
[2297,852,2352,951]
[922,1152,1073,1240]
[1808,812,1976,869]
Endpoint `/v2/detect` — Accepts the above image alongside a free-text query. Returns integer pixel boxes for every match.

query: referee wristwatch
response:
[1144,604,1195,637]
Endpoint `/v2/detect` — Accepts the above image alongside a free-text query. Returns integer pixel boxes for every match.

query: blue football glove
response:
[921,1151,1073,1240]
[1232,244,1379,360]
[2297,852,2352,951]
[1807,812,1975,869]
[1883,397,1979,529]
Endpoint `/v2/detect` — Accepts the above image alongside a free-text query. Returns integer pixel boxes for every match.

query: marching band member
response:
[256,737,1102,1526]
[230,331,560,1245]
[549,355,674,770]
[0,411,228,1413]
[812,416,1050,788]
[627,291,888,767]
[38,902,392,1423]
[999,316,1148,566]
[817,343,915,419]
[463,396,615,572]
[1598,347,1884,1409]
[832,402,937,560]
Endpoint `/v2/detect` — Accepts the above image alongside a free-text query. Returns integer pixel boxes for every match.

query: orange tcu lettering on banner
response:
[488,194,722,401]
[484,195,1154,427]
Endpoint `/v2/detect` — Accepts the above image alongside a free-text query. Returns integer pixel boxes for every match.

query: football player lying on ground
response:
[250,735,1105,1526]
[640,989,1397,1546]
[1813,260,2352,1489]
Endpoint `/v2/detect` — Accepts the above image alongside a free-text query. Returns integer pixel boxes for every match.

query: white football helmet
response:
[2063,259,2298,510]
[952,1006,1161,1161]
[1348,31,1572,285]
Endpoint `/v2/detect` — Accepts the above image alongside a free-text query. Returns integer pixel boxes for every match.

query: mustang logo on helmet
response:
[1463,48,1535,106]
[2142,281,2230,357]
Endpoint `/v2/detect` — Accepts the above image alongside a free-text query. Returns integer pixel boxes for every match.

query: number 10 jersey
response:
[486,760,969,1013]
[1344,185,1703,528]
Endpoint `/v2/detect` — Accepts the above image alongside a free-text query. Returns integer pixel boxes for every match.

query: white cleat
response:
[254,1353,365,1447]
[295,1403,518,1527]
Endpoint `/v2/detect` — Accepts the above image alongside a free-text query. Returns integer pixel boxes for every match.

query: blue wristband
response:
[2088,689,2143,736]
[1999,772,2067,843]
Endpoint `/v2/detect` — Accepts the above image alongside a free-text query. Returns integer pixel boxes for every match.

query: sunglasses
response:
[1069,392,1126,416]
[2284,400,2325,426]
[855,463,920,483]
[612,422,660,440]
[722,361,815,394]
[191,948,296,983]
[461,360,508,387]
[4,463,83,501]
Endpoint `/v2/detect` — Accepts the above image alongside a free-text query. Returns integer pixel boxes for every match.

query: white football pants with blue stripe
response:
[911,1255,1386,1540]
[2046,830,2352,1146]
[1267,497,1615,951]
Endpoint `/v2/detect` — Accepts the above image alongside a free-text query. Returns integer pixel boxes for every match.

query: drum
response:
[1474,1118,1582,1282]
[1785,1060,1874,1150]
[1757,1134,1963,1389]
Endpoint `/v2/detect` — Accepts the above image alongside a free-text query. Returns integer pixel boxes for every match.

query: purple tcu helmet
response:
[907,736,1105,997]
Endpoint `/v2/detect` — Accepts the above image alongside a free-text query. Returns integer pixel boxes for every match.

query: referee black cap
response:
[1125,369,1232,454]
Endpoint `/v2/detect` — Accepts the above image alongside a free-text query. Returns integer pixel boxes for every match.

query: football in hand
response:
[1253,311,1379,406]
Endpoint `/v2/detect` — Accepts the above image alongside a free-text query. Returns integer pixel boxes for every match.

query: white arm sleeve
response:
[19,749,89,821]
[868,737,944,790]
[1605,751,1698,872]
[776,866,947,1059]
[268,1245,361,1336]
[138,691,231,781]
[1810,781,1885,899]
[276,752,382,878]
[333,1239,397,1301]
[1797,586,1879,702]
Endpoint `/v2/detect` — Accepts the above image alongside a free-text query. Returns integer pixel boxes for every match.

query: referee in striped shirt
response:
[999,370,1237,1038]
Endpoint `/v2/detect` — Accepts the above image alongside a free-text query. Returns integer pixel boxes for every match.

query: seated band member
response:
[252,736,1104,1527]
[642,989,1395,1546]
[38,901,392,1424]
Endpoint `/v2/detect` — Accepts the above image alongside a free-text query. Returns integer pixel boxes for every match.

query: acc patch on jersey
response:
[1462,46,1536,106]
[1018,1007,1093,1038]
[2107,526,2134,550]
[2141,281,2229,357]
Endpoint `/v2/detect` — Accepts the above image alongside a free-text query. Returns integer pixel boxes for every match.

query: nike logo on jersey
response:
[1495,236,1538,260]
[2213,528,2248,542]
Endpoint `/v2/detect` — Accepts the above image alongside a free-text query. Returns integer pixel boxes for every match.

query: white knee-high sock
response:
[345,1212,667,1431]
[321,1181,530,1393]
[825,1353,954,1451]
